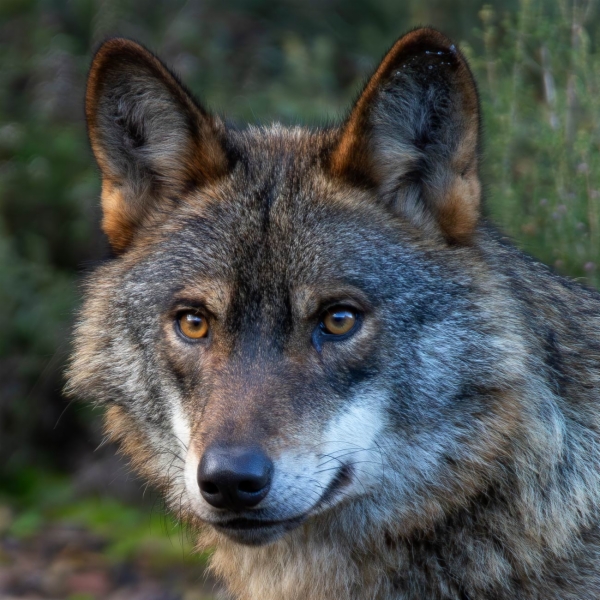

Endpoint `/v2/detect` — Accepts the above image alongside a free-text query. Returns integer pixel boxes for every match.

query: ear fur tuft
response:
[330,28,481,244]
[86,38,229,252]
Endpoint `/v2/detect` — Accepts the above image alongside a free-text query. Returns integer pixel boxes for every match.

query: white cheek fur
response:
[169,398,191,453]
[316,394,388,495]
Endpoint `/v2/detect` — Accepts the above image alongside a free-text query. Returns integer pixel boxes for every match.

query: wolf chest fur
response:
[67,28,600,599]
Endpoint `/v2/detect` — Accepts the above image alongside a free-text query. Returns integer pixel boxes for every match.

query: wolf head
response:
[68,29,527,548]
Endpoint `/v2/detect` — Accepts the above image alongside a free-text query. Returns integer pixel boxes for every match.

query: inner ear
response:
[329,28,481,244]
[86,38,229,252]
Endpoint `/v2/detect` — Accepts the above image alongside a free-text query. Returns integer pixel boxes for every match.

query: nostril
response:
[200,480,220,495]
[239,479,266,494]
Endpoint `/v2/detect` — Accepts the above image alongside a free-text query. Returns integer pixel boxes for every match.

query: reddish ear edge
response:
[86,38,229,252]
[329,28,481,244]
[87,38,228,184]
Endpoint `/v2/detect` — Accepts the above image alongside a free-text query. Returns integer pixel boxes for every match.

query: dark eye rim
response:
[316,305,362,341]
[174,309,211,342]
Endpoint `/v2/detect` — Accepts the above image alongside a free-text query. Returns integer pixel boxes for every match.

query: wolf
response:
[66,27,600,599]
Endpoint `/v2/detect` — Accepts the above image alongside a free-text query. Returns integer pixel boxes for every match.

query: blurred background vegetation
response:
[0,0,599,598]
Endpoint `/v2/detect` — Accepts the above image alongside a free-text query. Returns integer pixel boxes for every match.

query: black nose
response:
[198,446,273,511]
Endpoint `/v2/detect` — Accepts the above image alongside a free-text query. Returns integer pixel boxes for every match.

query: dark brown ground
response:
[0,519,225,600]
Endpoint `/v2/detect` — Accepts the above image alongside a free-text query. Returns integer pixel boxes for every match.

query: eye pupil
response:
[322,308,357,336]
[186,314,202,329]
[178,312,209,339]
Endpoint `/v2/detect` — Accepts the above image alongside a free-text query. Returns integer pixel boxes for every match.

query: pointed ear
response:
[330,28,481,244]
[86,38,229,252]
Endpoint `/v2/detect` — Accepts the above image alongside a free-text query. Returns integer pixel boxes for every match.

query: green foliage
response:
[0,467,206,565]
[469,0,600,287]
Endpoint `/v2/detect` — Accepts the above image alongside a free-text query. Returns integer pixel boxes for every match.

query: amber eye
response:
[320,307,358,336]
[177,311,209,340]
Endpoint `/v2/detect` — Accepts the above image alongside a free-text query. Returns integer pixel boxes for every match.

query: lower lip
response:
[214,515,305,532]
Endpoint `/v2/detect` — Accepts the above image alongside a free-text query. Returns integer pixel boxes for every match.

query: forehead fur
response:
[133,124,387,257]
[228,124,336,171]
[130,129,436,301]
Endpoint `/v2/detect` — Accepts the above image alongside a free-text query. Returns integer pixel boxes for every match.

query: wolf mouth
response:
[209,463,353,542]
[214,514,306,532]
[211,514,307,546]
[315,463,353,507]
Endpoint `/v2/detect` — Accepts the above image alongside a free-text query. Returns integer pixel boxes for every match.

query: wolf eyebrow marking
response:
[168,279,232,314]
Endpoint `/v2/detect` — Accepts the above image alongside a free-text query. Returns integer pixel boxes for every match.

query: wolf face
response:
[67,28,600,600]
[68,28,517,540]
